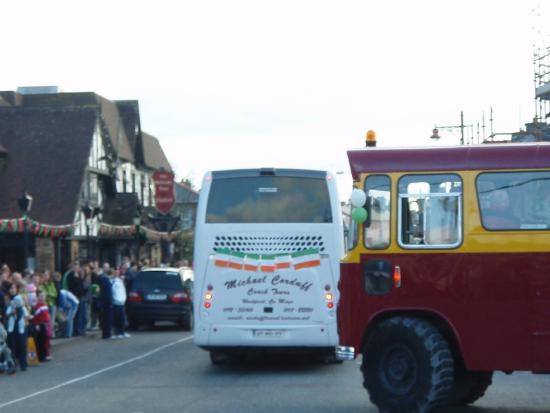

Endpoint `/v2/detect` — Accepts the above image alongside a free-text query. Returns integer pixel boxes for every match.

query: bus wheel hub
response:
[382,345,417,393]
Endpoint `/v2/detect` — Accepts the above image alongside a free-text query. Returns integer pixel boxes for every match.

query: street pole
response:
[136,224,141,264]
[460,111,464,145]
[432,110,472,145]
[86,219,91,262]
[18,192,33,270]
[23,214,29,270]
[133,213,141,265]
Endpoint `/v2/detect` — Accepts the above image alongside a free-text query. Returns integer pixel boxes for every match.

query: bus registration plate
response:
[254,329,285,338]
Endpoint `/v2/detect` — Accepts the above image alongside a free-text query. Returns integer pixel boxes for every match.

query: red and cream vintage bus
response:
[336,141,550,413]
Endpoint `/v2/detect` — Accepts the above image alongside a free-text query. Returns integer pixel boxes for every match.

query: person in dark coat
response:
[66,262,87,336]
[98,266,113,339]
[123,262,138,293]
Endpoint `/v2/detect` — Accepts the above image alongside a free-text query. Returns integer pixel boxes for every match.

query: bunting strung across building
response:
[98,223,137,238]
[141,226,180,242]
[0,217,76,238]
[0,218,182,241]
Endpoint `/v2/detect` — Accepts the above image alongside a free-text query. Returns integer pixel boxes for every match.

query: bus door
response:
[394,173,531,370]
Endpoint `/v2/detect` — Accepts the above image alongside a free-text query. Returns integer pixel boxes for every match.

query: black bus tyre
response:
[361,317,454,413]
[448,368,493,406]
[209,349,230,365]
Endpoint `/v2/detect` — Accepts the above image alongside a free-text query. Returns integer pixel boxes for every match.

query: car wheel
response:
[127,318,139,331]
[181,312,194,332]
[361,317,454,413]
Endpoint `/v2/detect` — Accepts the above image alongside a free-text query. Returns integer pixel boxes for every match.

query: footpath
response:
[50,329,101,348]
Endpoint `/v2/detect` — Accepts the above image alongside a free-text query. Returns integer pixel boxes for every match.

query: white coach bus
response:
[193,168,345,364]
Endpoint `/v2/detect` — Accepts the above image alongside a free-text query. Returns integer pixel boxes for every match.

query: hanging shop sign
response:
[152,170,175,215]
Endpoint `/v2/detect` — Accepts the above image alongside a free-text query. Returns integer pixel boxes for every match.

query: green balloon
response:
[351,207,368,223]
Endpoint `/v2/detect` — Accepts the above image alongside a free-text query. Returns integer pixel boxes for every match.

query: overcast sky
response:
[2,0,549,199]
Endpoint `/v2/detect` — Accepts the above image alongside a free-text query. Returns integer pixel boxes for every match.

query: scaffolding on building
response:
[534,47,550,123]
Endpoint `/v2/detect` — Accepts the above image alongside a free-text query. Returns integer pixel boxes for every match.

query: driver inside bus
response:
[483,189,519,230]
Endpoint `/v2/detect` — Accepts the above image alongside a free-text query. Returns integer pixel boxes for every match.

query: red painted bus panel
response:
[338,251,550,371]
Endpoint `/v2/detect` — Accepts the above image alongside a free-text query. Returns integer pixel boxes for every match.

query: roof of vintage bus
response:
[347,143,550,180]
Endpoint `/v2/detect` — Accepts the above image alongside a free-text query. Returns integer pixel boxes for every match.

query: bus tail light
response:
[393,265,402,288]
[204,291,213,309]
[324,290,334,309]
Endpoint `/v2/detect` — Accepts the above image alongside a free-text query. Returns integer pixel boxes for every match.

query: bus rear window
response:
[206,176,333,223]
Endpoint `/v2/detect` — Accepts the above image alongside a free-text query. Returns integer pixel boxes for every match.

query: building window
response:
[398,174,462,249]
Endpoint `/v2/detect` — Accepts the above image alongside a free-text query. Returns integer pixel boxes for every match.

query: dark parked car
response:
[126,267,193,331]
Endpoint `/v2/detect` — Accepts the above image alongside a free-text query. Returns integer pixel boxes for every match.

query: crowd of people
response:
[0,258,139,374]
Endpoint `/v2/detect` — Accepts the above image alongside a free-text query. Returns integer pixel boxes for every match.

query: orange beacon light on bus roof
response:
[366,130,377,147]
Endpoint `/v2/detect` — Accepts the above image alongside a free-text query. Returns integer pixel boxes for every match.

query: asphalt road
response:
[1,326,549,413]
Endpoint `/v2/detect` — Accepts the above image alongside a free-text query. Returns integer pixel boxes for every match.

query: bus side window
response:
[364,175,391,249]
[398,174,462,249]
[477,171,550,230]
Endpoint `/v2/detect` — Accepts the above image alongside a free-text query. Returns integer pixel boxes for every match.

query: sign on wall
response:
[152,170,175,215]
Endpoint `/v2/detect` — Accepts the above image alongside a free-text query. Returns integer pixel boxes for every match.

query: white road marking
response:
[0,335,194,409]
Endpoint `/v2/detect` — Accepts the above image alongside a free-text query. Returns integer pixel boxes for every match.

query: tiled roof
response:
[0,107,96,224]
[98,97,134,162]
[142,132,172,172]
[116,100,141,154]
[0,91,134,163]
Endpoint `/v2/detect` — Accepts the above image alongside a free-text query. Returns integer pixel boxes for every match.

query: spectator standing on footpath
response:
[80,264,93,332]
[0,319,15,374]
[5,282,31,371]
[51,272,63,335]
[112,270,130,339]
[58,289,79,339]
[61,261,77,290]
[32,290,52,361]
[0,282,7,324]
[124,262,138,293]
[118,257,130,277]
[67,262,87,336]
[26,273,40,308]
[98,266,114,339]
[41,270,58,338]
[88,262,101,330]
